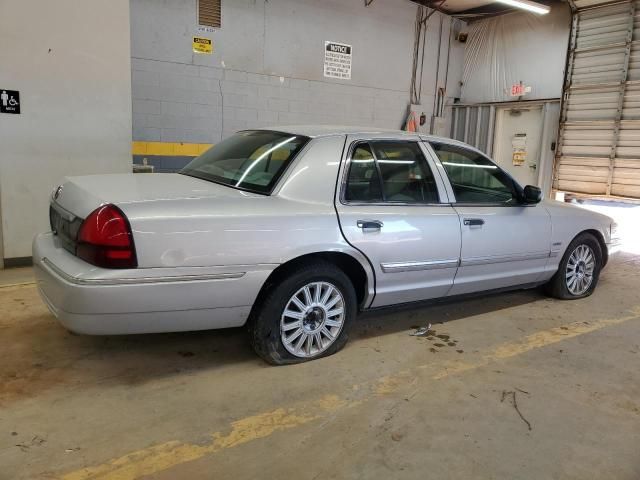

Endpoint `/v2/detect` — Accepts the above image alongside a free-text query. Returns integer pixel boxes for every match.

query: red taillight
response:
[76,204,137,269]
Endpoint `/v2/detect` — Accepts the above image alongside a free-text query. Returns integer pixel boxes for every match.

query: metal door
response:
[335,135,462,307]
[493,106,544,187]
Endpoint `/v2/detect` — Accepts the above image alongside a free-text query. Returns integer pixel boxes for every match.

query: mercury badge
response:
[53,185,63,200]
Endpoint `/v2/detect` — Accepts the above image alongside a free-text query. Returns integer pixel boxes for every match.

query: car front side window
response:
[430,143,519,205]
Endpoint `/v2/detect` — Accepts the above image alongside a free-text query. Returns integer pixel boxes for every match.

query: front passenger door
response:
[428,142,552,296]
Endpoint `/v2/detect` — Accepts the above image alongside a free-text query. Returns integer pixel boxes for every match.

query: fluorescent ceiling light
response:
[495,0,550,14]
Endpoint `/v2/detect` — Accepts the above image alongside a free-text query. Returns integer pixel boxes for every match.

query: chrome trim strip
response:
[381,259,459,273]
[460,251,550,267]
[42,257,246,285]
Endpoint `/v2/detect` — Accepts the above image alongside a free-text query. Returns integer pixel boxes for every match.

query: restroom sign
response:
[324,41,352,80]
[0,89,20,114]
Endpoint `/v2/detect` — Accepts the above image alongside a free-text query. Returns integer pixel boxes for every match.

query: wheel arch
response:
[253,251,373,314]
[578,228,608,267]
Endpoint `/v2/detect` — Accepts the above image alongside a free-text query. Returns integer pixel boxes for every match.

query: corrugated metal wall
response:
[555,0,640,198]
[448,105,497,189]
[450,105,496,155]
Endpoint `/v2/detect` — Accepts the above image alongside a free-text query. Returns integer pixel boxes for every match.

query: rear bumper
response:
[33,233,274,335]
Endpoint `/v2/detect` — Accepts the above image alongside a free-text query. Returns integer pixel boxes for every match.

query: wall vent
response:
[198,0,221,28]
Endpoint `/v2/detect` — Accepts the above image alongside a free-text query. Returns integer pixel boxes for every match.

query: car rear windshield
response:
[180,130,309,194]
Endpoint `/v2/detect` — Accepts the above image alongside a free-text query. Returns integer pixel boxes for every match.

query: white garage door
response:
[555,0,640,198]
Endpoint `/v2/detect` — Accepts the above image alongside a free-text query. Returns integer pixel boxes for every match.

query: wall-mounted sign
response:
[324,41,352,80]
[197,25,215,34]
[0,89,20,114]
[193,37,213,54]
[512,133,527,166]
[510,83,532,97]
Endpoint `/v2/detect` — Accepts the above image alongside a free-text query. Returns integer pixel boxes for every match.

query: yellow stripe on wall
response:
[132,142,212,157]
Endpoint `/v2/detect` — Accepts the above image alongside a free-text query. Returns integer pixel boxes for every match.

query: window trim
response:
[426,141,527,207]
[340,139,447,207]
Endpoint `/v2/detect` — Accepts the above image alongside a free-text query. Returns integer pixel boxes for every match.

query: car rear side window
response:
[345,144,383,202]
[344,141,439,204]
[431,143,518,204]
[180,130,309,194]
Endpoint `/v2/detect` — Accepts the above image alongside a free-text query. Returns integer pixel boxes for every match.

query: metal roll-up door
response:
[555,0,640,198]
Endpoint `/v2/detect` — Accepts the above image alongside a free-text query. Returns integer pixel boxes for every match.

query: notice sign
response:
[512,133,527,166]
[193,36,213,54]
[324,41,352,80]
[0,89,20,114]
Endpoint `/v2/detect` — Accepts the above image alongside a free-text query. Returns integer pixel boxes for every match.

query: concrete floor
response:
[1,204,639,479]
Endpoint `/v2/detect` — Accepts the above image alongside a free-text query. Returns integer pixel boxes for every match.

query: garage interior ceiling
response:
[409,0,560,18]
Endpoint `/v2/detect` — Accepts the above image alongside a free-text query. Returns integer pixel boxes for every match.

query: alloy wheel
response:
[565,244,596,296]
[280,281,345,358]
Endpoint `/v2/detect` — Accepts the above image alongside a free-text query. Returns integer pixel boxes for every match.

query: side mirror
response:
[522,185,542,204]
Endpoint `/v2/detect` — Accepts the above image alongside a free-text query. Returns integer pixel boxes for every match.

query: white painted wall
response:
[0,0,133,261]
[460,4,571,103]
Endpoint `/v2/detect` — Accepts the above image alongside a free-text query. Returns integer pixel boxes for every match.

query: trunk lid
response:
[53,173,252,219]
[49,173,259,259]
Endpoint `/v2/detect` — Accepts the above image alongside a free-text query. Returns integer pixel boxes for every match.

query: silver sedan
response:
[33,126,620,364]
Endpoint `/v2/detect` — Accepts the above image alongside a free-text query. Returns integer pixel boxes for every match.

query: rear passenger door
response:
[427,141,552,296]
[335,136,461,308]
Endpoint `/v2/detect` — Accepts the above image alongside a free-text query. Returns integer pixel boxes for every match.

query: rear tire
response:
[544,232,602,300]
[247,260,357,365]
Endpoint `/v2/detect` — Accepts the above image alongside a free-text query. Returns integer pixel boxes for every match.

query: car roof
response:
[252,125,456,143]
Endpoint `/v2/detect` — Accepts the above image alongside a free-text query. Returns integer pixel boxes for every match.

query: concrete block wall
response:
[130,0,465,155]
[132,58,409,143]
[132,60,223,143]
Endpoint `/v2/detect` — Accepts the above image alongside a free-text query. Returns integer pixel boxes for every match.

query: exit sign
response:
[510,84,532,97]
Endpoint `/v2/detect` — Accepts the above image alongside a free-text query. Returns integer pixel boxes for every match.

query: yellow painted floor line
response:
[429,309,640,380]
[0,281,36,289]
[58,307,640,480]
[60,396,357,480]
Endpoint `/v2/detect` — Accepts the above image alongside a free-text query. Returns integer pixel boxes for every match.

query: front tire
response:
[545,232,602,300]
[247,261,357,365]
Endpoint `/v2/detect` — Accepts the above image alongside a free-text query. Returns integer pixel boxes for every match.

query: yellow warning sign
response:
[512,151,526,166]
[193,37,213,54]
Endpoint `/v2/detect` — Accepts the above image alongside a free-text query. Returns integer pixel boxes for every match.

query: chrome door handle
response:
[463,218,484,226]
[357,220,383,230]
